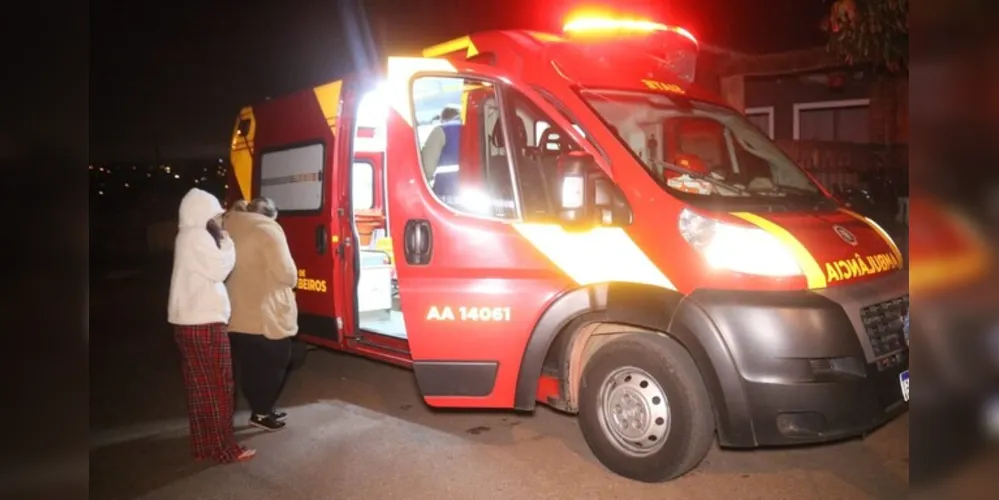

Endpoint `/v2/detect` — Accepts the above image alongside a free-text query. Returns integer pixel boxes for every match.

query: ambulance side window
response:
[259,142,325,212]
[411,75,518,220]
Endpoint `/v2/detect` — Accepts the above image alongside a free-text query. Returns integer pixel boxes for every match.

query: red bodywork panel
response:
[248,91,346,339]
[385,98,572,407]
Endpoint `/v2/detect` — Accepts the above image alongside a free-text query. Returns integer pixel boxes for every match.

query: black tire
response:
[578,333,715,482]
[288,338,309,372]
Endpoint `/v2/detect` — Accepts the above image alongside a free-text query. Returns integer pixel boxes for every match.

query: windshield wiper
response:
[652,159,750,196]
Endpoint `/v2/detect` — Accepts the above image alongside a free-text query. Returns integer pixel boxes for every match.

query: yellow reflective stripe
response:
[839,209,904,266]
[512,223,675,289]
[387,57,458,127]
[731,212,827,289]
[422,36,479,58]
[229,106,255,201]
[313,80,343,138]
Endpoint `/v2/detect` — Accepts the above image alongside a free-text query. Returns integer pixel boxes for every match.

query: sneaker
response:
[271,410,287,422]
[249,414,286,432]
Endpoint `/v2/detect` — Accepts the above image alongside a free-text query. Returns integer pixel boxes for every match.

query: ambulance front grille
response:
[860,295,909,371]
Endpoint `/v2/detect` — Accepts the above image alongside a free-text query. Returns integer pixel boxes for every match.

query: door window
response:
[410,75,518,220]
[352,161,375,210]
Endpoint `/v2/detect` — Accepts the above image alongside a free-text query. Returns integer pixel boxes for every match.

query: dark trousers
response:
[229,332,292,416]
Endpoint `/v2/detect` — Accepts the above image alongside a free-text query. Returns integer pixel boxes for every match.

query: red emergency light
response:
[562,14,698,46]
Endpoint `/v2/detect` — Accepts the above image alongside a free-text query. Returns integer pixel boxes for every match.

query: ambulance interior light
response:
[678,208,802,277]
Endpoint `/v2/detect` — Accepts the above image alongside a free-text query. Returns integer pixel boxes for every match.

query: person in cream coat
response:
[223,197,299,431]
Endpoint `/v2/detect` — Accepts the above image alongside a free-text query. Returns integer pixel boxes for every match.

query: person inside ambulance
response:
[662,118,727,194]
[419,105,462,204]
[662,117,775,195]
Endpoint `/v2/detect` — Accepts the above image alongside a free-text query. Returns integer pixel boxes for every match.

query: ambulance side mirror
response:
[558,153,590,227]
[557,152,631,230]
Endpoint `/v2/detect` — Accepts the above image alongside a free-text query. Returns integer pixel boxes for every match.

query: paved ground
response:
[90,265,909,500]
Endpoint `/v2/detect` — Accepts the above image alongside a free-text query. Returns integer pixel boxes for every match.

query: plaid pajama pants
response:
[174,323,246,463]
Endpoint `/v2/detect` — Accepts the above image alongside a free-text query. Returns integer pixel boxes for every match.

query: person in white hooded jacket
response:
[168,188,255,463]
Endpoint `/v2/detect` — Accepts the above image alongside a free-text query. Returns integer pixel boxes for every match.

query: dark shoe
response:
[271,410,287,421]
[249,414,286,432]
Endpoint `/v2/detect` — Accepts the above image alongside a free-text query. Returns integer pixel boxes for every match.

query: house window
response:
[744,106,774,139]
[794,99,870,143]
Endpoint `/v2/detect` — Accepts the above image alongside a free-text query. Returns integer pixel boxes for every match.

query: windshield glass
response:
[579,89,824,201]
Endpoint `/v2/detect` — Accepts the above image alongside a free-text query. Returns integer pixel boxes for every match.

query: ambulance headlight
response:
[678,208,802,277]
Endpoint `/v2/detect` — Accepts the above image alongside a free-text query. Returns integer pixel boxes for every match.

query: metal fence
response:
[777,139,909,228]
[775,140,908,192]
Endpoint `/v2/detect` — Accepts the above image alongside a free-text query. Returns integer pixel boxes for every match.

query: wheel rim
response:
[596,365,671,457]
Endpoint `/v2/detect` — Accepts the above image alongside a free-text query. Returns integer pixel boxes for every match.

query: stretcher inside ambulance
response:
[226,13,908,483]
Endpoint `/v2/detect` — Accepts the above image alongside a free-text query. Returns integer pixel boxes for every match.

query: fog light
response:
[777,412,826,438]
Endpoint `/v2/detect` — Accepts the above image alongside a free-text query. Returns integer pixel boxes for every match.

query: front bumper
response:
[681,272,909,447]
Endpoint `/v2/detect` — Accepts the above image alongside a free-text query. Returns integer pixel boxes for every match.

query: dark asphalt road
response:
[90,264,909,500]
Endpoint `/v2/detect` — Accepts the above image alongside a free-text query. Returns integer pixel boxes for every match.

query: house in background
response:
[697,46,909,225]
[696,45,909,224]
[744,70,874,143]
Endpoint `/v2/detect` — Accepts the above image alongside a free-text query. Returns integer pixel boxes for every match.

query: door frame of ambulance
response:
[251,136,341,347]
[378,57,588,409]
[335,76,414,366]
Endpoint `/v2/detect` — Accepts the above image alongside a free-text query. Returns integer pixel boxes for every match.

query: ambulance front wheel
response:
[577,333,715,482]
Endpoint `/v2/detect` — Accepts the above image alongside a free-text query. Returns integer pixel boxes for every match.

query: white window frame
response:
[744,106,775,139]
[792,98,871,140]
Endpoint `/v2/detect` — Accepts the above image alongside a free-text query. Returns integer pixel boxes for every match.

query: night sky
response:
[90,0,828,163]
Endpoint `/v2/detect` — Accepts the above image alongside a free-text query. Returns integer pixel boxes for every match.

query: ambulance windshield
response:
[580,89,825,202]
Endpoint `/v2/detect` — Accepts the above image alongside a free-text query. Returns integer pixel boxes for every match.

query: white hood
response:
[178,188,224,229]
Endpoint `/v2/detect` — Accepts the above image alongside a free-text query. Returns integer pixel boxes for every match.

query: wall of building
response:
[744,70,874,141]
[869,75,909,144]
[739,69,908,146]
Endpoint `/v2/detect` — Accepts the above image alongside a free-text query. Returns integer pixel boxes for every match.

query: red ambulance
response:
[225,14,908,482]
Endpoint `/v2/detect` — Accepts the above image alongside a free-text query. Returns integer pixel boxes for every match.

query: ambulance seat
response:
[536,128,567,212]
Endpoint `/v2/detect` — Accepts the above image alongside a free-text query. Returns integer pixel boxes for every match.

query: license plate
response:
[899,370,910,402]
